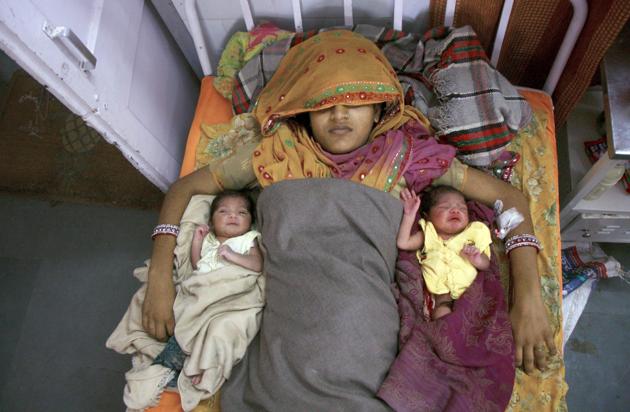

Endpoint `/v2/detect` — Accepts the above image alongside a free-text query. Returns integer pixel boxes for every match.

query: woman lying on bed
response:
[142,30,555,410]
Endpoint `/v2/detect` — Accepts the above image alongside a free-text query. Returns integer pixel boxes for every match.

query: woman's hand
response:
[400,188,421,217]
[509,248,557,373]
[460,166,557,373]
[143,167,222,341]
[142,271,176,342]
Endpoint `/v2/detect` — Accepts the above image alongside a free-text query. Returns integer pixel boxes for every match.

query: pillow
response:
[179,77,233,177]
[195,113,261,171]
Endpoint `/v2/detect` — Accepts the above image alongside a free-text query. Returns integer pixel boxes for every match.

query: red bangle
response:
[504,233,541,254]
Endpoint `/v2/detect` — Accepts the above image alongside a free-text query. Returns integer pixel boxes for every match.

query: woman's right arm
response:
[142,167,221,341]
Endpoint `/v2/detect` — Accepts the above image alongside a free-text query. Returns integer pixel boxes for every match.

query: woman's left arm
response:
[460,167,556,374]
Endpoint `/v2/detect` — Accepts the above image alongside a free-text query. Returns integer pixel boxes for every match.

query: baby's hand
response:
[460,244,486,268]
[193,224,210,240]
[460,244,480,259]
[218,244,235,261]
[400,188,421,217]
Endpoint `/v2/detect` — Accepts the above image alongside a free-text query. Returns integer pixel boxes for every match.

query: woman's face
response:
[211,196,252,241]
[427,192,470,239]
[309,104,381,154]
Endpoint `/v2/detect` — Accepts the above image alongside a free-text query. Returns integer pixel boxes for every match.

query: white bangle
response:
[151,224,180,240]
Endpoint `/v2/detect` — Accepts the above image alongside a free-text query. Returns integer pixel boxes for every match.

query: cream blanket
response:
[106,195,265,411]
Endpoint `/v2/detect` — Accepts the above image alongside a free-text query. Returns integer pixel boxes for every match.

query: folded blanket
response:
[221,179,402,411]
[174,264,264,411]
[420,26,531,166]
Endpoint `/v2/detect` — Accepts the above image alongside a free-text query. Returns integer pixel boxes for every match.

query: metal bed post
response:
[490,0,514,67]
[393,0,403,31]
[444,0,456,27]
[184,0,212,76]
[185,0,588,94]
[444,0,587,95]
[239,0,255,30]
[291,0,304,33]
[543,0,588,94]
[344,0,353,27]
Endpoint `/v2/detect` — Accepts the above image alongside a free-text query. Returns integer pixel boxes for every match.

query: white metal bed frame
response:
[183,0,587,95]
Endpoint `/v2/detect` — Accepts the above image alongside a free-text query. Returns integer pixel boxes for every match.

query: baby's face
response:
[211,196,252,241]
[427,192,469,239]
[309,104,381,154]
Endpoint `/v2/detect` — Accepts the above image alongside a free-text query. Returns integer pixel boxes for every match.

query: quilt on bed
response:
[144,90,562,412]
[188,97,564,412]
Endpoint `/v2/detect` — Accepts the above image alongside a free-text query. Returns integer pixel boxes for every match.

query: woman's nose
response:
[330,105,349,120]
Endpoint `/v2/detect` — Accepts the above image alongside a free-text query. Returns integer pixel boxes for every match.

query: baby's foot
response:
[191,374,202,385]
[432,304,452,319]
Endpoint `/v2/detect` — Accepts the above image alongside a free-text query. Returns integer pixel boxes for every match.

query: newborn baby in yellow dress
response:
[397,185,492,319]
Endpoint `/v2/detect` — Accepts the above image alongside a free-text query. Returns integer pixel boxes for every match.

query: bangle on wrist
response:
[504,233,541,254]
[151,224,180,240]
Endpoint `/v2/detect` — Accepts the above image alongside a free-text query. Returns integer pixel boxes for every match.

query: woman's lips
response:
[329,126,352,134]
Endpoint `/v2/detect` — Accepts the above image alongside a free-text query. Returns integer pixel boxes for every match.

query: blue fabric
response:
[153,336,186,387]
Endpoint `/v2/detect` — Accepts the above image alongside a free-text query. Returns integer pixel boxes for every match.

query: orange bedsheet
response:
[155,86,564,412]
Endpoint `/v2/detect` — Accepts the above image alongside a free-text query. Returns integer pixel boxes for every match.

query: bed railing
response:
[184,0,587,95]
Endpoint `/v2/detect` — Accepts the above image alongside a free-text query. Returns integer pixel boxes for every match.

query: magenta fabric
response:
[378,201,515,412]
[324,120,457,192]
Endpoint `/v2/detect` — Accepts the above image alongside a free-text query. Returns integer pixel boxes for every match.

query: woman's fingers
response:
[142,314,153,337]
[143,313,168,342]
[142,281,176,342]
[516,339,555,374]
[165,317,175,338]
[514,345,523,369]
[522,345,536,374]
[534,344,549,371]
[533,331,557,371]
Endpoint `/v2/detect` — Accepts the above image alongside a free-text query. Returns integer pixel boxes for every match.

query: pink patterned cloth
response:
[378,201,515,412]
[325,120,457,193]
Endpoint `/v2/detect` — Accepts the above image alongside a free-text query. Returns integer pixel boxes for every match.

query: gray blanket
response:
[221,179,402,411]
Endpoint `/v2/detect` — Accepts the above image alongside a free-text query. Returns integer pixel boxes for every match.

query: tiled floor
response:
[564,243,630,411]
[0,194,157,411]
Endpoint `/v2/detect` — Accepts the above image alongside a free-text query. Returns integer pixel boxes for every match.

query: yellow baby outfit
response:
[419,219,492,299]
